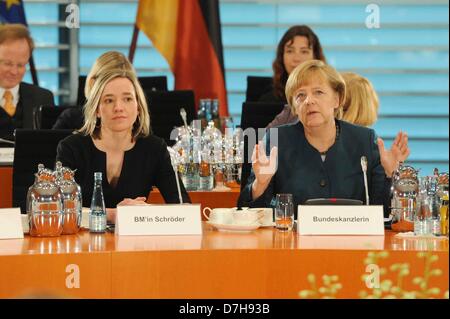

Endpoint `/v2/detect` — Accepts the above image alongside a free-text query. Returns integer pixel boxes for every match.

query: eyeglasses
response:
[0,60,28,70]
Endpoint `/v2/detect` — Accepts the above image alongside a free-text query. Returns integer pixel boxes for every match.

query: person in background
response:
[56,60,190,223]
[53,51,131,130]
[238,60,410,217]
[263,25,326,128]
[0,24,54,140]
[341,72,379,127]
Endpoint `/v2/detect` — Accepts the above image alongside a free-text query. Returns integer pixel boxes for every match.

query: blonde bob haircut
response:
[78,68,151,140]
[85,51,133,99]
[285,60,346,119]
[341,72,379,127]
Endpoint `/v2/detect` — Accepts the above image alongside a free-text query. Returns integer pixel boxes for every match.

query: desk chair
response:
[145,90,196,146]
[13,129,72,212]
[33,105,78,129]
[245,76,273,102]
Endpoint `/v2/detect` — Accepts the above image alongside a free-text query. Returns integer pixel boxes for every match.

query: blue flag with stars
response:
[0,0,28,25]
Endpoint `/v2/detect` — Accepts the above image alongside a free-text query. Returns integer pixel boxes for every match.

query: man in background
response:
[0,24,54,140]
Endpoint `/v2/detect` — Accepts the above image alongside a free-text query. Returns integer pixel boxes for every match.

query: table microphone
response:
[167,146,183,204]
[360,156,369,205]
[0,138,14,145]
[180,108,189,130]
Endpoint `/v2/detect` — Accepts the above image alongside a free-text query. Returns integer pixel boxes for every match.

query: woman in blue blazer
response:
[238,60,410,217]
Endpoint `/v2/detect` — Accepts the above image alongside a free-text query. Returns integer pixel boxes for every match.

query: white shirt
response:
[0,85,20,109]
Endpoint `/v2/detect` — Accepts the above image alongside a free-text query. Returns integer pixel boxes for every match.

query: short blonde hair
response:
[78,68,151,140]
[341,72,379,127]
[0,24,34,54]
[285,60,346,119]
[85,51,133,99]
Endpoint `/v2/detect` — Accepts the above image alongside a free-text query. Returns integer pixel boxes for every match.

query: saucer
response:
[207,221,260,232]
[260,221,275,228]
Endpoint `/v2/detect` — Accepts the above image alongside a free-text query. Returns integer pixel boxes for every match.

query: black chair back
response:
[76,76,87,107]
[13,129,72,212]
[33,105,77,129]
[139,76,168,92]
[145,90,196,146]
[77,75,169,107]
[245,76,273,102]
[239,102,285,193]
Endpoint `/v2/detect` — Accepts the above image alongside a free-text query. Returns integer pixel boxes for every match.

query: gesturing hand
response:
[252,141,278,188]
[377,131,410,177]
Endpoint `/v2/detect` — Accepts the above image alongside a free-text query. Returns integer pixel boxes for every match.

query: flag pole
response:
[128,24,140,64]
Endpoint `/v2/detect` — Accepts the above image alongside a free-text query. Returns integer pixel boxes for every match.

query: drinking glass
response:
[275,194,294,231]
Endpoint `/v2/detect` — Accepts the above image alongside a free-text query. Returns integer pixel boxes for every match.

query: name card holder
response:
[0,208,24,239]
[297,205,384,236]
[116,204,202,236]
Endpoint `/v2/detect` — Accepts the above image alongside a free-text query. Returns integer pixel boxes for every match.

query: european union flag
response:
[0,0,28,25]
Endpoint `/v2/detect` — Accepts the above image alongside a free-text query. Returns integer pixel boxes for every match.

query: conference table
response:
[1,163,449,299]
[0,225,448,299]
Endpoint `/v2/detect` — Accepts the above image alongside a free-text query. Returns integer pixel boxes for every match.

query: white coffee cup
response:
[232,209,264,225]
[249,208,273,226]
[203,207,234,224]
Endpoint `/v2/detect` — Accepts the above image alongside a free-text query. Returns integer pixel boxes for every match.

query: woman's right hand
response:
[251,141,278,199]
[108,197,148,223]
[117,197,147,206]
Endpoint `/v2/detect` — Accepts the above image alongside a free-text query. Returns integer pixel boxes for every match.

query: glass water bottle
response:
[89,172,107,233]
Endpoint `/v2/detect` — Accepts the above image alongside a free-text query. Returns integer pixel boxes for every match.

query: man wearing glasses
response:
[0,24,54,140]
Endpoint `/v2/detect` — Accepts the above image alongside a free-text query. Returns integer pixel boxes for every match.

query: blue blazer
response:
[238,120,392,217]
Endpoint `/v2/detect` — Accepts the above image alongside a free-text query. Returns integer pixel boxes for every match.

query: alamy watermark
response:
[169,120,279,174]
[65,263,80,289]
[365,4,381,29]
[65,3,80,29]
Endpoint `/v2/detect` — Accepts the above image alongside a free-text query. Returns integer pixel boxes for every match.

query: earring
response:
[95,117,101,129]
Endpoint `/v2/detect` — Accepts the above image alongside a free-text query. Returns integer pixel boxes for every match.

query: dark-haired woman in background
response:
[261,25,326,128]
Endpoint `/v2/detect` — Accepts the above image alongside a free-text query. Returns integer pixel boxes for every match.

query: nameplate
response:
[297,205,384,236]
[116,204,202,236]
[0,208,24,240]
[0,147,14,165]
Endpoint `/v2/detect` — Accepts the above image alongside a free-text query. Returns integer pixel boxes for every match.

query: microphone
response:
[0,138,14,145]
[180,108,189,130]
[167,146,183,204]
[361,156,369,205]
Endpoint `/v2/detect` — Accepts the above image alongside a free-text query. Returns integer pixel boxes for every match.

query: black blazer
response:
[0,82,55,140]
[56,133,191,208]
[238,120,392,217]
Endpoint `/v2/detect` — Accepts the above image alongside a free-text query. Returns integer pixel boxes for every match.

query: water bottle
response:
[211,99,220,130]
[89,172,107,233]
[199,150,213,190]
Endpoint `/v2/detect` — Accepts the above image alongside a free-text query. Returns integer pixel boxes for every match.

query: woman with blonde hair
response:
[84,51,133,99]
[341,72,379,127]
[238,60,409,217]
[56,59,190,222]
[53,51,133,130]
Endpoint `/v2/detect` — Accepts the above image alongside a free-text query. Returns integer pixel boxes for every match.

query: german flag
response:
[136,0,228,116]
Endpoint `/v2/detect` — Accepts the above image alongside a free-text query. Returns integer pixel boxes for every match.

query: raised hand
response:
[251,141,278,199]
[377,131,410,177]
